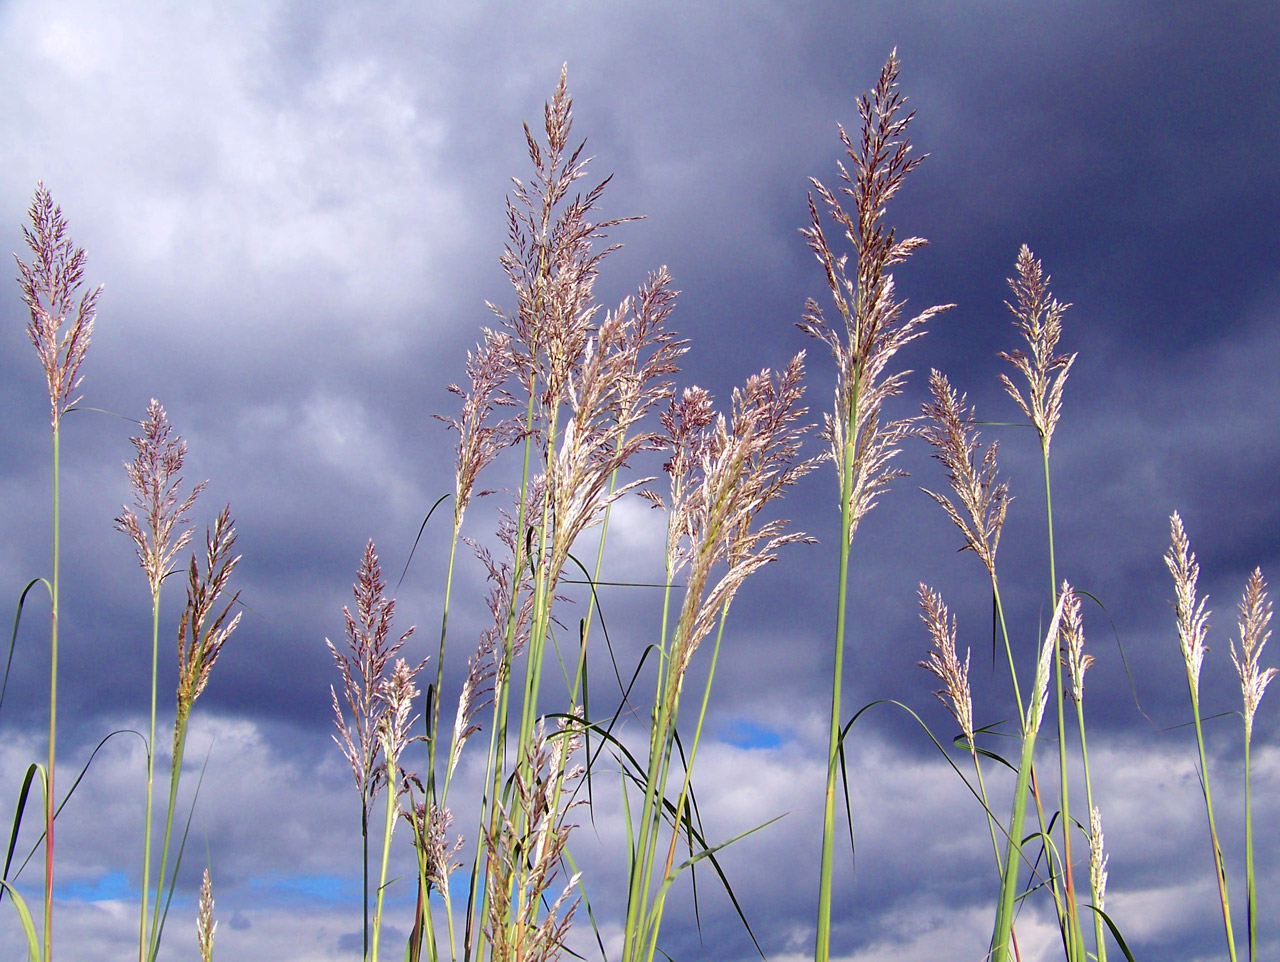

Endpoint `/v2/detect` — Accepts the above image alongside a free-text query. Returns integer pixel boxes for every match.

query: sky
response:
[1,1,1279,960]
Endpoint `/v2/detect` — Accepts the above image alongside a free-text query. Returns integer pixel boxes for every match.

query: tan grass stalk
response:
[1059,583,1108,961]
[15,182,101,962]
[484,717,584,962]
[1088,806,1108,914]
[326,540,417,961]
[1231,567,1273,962]
[798,53,952,962]
[1000,246,1084,958]
[1164,513,1238,962]
[149,507,241,962]
[371,658,424,962]
[114,399,206,962]
[999,246,1075,456]
[625,356,815,962]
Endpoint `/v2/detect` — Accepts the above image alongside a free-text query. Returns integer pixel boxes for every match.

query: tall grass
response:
[13,183,100,962]
[3,52,1276,962]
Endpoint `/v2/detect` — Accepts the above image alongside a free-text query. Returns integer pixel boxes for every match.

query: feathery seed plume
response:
[1231,567,1275,736]
[197,867,216,962]
[1165,513,1210,697]
[115,399,208,597]
[798,51,952,540]
[15,182,101,428]
[1030,589,1070,735]
[175,507,241,736]
[917,584,975,746]
[327,541,418,809]
[999,246,1075,453]
[659,354,817,694]
[1088,805,1109,912]
[919,370,1010,578]
[1058,583,1093,704]
[438,327,520,530]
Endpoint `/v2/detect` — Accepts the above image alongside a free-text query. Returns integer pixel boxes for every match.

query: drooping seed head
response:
[917,584,975,747]
[919,370,1011,579]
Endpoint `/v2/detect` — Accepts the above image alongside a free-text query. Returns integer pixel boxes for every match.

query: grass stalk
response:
[137,594,160,962]
[43,427,59,962]
[1042,454,1085,961]
[1166,514,1238,962]
[990,592,1066,962]
[814,402,856,962]
[370,755,398,962]
[1190,688,1238,962]
[1075,709,1107,962]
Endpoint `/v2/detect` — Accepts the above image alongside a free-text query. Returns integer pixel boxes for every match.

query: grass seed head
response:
[1164,512,1210,697]
[917,584,975,747]
[1088,805,1109,911]
[999,245,1076,454]
[1231,566,1276,735]
[661,353,818,693]
[15,182,101,428]
[438,328,521,530]
[175,506,242,733]
[919,370,1010,579]
[402,801,464,894]
[1058,583,1092,704]
[197,867,216,962]
[1030,587,1070,735]
[115,399,207,598]
[798,51,953,541]
[326,540,417,807]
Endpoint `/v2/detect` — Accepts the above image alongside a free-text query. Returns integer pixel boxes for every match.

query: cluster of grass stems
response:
[3,51,1275,962]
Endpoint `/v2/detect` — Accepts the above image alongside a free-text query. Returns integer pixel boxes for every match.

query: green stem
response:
[1042,450,1084,961]
[148,720,189,962]
[1244,725,1256,962]
[621,555,676,962]
[1076,704,1107,962]
[137,593,161,962]
[971,750,1003,878]
[989,713,1040,962]
[471,389,538,962]
[429,532,461,803]
[643,600,732,962]
[1189,686,1238,962]
[815,406,857,962]
[370,759,398,962]
[45,424,60,962]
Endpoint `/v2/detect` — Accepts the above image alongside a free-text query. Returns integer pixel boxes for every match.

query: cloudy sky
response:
[2,2,1278,961]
